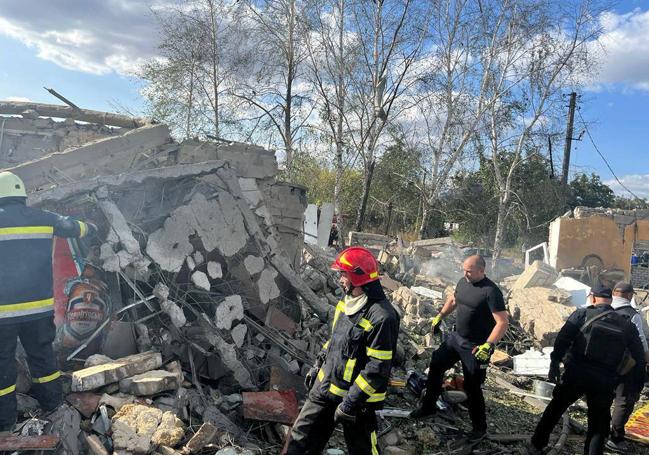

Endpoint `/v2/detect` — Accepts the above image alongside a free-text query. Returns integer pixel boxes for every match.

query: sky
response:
[0,0,648,198]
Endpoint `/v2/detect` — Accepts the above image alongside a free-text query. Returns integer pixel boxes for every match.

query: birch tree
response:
[304,0,358,242]
[237,0,313,176]
[477,0,600,273]
[347,0,430,231]
[142,0,246,139]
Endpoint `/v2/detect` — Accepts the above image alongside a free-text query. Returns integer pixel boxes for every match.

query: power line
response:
[576,108,644,201]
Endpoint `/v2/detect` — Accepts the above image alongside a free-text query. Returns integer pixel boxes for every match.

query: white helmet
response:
[0,172,27,198]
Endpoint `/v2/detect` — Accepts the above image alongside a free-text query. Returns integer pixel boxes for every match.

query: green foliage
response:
[568,173,615,208]
[447,153,566,247]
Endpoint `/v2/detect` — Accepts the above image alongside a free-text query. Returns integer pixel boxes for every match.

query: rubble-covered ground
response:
[1,104,648,455]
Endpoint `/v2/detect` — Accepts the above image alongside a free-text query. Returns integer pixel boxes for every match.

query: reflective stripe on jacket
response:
[0,200,90,323]
[312,296,399,409]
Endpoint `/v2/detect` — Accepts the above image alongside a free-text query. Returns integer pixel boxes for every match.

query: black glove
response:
[304,366,319,391]
[85,221,98,237]
[334,402,356,424]
[548,361,561,384]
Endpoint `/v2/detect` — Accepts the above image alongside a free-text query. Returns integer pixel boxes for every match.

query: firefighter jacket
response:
[311,292,399,410]
[0,198,92,325]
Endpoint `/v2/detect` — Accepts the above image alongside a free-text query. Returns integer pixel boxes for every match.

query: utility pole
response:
[561,92,577,185]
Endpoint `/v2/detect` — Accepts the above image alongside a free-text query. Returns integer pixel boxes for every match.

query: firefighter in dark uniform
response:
[0,171,95,433]
[527,286,646,455]
[282,247,399,455]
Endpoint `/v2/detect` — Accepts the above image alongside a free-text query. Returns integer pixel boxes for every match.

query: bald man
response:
[410,255,508,443]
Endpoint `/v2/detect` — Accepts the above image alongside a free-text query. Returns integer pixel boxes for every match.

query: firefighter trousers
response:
[282,395,380,455]
[0,317,62,431]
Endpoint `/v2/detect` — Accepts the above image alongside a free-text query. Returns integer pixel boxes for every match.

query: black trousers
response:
[531,369,615,455]
[420,332,488,432]
[0,317,62,430]
[282,395,379,455]
[610,369,644,442]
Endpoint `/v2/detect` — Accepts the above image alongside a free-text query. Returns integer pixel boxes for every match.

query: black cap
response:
[591,285,612,298]
[613,281,634,293]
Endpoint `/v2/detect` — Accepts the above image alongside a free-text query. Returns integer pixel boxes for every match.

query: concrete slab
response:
[112,404,163,453]
[231,323,247,348]
[151,412,185,448]
[71,351,163,392]
[191,271,211,291]
[10,124,171,192]
[512,260,559,291]
[183,422,220,454]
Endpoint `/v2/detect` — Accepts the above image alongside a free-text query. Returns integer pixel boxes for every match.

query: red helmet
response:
[331,247,380,287]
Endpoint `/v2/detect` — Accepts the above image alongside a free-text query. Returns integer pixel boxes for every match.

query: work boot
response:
[467,430,486,444]
[605,439,629,453]
[409,404,436,419]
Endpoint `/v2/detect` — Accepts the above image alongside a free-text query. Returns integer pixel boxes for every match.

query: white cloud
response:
[6,96,30,102]
[588,9,649,91]
[0,1,170,75]
[605,174,649,199]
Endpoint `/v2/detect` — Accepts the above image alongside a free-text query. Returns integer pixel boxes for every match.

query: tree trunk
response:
[354,159,376,232]
[491,194,508,278]
[418,200,430,240]
[207,0,220,138]
[283,0,296,177]
[334,0,346,245]
[186,57,196,139]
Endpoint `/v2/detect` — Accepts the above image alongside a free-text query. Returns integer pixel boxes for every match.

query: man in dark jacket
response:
[282,247,399,455]
[410,255,509,443]
[606,282,648,453]
[527,286,646,455]
[0,171,95,433]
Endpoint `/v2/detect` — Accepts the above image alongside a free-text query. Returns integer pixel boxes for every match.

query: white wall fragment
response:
[258,268,280,304]
[207,261,223,279]
[215,295,244,330]
[244,255,265,276]
[191,271,211,291]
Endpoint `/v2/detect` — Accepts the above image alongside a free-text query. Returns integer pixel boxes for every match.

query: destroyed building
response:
[1,102,648,455]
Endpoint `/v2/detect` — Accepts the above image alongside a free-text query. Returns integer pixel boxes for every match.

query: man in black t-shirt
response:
[410,255,508,443]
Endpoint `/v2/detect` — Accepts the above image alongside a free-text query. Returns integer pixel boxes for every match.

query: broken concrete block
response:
[186,255,196,271]
[112,404,163,454]
[513,260,559,290]
[72,351,163,392]
[257,267,280,304]
[244,255,265,276]
[215,295,244,331]
[119,370,181,396]
[84,354,114,368]
[491,349,512,367]
[151,411,185,448]
[231,323,247,348]
[207,261,222,279]
[509,287,575,346]
[191,271,210,291]
[182,422,220,454]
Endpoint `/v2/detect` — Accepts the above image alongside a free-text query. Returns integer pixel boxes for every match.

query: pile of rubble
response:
[2,102,648,454]
[3,102,334,454]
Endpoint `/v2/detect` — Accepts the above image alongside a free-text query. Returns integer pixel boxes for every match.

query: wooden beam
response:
[0,435,59,451]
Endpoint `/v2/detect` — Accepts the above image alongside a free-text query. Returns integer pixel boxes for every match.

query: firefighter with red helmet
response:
[282,247,399,455]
